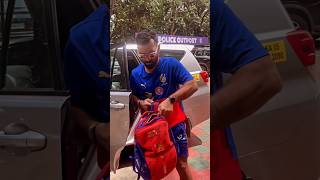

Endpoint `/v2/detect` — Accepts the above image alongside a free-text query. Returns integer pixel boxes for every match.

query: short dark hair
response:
[135,30,158,45]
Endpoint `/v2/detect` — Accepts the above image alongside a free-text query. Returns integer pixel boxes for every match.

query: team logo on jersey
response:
[155,86,164,95]
[160,73,167,86]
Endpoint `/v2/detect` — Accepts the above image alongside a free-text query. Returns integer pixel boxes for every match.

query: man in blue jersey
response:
[130,30,198,180]
[211,0,282,179]
[63,2,109,175]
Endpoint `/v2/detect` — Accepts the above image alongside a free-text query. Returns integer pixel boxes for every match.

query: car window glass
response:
[111,48,126,91]
[159,50,185,61]
[127,50,139,78]
[195,50,209,56]
[0,0,54,91]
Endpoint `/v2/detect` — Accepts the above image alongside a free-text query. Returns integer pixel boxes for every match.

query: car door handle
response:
[0,130,46,151]
[110,100,125,110]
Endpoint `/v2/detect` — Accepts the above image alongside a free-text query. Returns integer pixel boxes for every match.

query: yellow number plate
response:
[263,40,287,64]
[192,73,200,81]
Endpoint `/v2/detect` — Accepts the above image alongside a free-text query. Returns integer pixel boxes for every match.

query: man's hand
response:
[156,79,197,116]
[139,98,153,111]
[95,123,109,151]
[158,98,173,116]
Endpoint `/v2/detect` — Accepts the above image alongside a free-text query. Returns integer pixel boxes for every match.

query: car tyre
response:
[289,13,310,32]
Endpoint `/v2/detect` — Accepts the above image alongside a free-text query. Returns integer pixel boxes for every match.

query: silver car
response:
[226,0,319,179]
[0,1,106,179]
[110,43,210,171]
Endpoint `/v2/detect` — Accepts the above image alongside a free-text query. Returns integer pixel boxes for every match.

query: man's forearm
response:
[170,80,198,101]
[70,106,109,152]
[131,94,141,105]
[70,105,100,141]
[212,56,282,129]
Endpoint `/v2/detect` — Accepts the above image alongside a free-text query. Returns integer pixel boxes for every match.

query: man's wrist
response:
[168,95,177,104]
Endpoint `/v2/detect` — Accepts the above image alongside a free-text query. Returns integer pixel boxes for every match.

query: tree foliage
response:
[111,0,209,43]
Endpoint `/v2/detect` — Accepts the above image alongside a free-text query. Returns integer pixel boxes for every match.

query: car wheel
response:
[289,13,319,39]
[289,13,310,32]
[199,62,209,72]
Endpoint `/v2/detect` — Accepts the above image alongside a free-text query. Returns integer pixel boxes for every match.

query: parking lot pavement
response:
[110,119,211,180]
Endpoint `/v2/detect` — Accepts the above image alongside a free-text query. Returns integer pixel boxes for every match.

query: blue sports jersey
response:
[211,0,268,159]
[64,4,109,123]
[130,57,193,101]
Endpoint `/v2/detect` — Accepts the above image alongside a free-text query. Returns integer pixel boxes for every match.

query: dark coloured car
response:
[191,45,210,74]
[281,0,320,38]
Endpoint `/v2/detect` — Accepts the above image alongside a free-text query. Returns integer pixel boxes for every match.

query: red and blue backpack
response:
[133,102,178,180]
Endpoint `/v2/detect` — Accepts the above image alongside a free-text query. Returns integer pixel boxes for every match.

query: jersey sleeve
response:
[171,58,194,85]
[212,0,268,74]
[64,37,107,122]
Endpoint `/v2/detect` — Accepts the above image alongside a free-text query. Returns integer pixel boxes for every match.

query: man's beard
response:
[144,58,158,69]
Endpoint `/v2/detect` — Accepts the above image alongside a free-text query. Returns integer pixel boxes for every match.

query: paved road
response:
[110,119,211,180]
